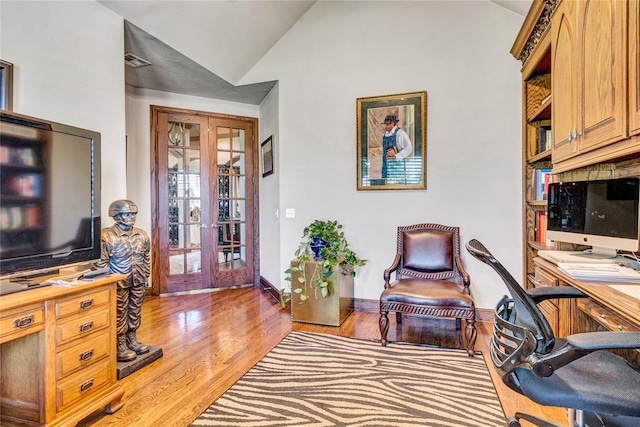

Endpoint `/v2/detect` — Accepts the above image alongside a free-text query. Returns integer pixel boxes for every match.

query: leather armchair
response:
[379,224,476,356]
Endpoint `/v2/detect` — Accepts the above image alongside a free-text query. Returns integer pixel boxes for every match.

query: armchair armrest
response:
[527,286,587,303]
[383,254,401,288]
[454,256,471,293]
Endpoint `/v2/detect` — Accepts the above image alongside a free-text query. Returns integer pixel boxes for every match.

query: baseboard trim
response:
[259,276,282,304]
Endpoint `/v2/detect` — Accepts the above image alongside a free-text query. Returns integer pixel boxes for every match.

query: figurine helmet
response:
[108,199,138,218]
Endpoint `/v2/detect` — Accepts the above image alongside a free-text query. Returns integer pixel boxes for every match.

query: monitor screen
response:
[547,177,640,256]
[0,111,101,277]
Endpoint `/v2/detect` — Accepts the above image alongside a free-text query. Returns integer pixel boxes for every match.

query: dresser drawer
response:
[56,329,111,379]
[55,288,110,319]
[56,357,112,412]
[534,267,558,288]
[576,299,639,332]
[56,307,110,347]
[0,303,45,343]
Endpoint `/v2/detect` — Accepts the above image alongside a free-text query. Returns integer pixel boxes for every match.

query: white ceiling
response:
[99,0,532,105]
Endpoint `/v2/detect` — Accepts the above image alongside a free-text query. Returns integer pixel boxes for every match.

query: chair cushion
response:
[403,229,453,272]
[381,278,474,309]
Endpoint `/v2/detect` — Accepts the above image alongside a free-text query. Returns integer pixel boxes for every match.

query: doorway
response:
[151,106,258,295]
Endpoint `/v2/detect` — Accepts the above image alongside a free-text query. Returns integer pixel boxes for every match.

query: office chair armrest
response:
[527,286,587,303]
[454,256,471,291]
[566,331,640,351]
[532,331,640,377]
[383,254,401,288]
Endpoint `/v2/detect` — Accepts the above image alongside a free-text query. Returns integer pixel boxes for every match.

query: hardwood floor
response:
[79,286,568,427]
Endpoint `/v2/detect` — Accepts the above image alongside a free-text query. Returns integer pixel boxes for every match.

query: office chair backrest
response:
[465,239,555,354]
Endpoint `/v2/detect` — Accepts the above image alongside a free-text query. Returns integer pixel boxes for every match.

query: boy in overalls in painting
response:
[381,115,413,180]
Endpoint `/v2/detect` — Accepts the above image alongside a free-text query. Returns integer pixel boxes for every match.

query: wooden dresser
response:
[0,275,125,426]
[533,257,640,368]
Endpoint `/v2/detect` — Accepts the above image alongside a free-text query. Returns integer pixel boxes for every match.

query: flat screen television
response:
[547,177,640,258]
[0,111,101,279]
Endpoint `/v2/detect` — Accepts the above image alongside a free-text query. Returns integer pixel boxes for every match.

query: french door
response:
[151,107,257,295]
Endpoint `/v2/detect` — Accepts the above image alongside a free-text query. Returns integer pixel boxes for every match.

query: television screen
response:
[0,111,101,277]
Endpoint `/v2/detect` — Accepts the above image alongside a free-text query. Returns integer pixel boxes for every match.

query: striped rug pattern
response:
[191,331,504,427]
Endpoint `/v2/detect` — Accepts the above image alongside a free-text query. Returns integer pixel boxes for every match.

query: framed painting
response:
[0,60,14,111]
[261,135,274,177]
[356,91,427,190]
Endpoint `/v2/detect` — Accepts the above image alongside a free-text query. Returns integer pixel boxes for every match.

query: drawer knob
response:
[13,315,34,329]
[78,321,94,333]
[598,313,608,323]
[79,379,94,393]
[78,349,94,362]
[79,299,94,310]
[617,325,624,331]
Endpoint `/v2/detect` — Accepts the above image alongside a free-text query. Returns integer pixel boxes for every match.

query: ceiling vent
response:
[124,52,152,68]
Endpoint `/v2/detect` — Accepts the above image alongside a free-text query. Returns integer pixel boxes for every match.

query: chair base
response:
[379,310,476,356]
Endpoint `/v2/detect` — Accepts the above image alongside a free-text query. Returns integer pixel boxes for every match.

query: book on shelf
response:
[532,168,552,200]
[533,119,551,155]
[535,211,548,244]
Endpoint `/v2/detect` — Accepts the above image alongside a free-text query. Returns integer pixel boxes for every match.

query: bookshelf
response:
[0,134,47,258]
[519,30,556,285]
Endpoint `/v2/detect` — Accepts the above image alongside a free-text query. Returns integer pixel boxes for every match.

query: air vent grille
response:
[124,52,152,68]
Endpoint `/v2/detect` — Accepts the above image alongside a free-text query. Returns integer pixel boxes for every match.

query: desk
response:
[0,275,125,426]
[533,258,640,367]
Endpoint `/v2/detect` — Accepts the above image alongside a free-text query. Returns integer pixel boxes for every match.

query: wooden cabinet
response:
[630,0,640,136]
[0,277,125,426]
[513,0,640,287]
[550,0,639,172]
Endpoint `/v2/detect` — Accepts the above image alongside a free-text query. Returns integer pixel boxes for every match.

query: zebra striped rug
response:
[191,331,504,427]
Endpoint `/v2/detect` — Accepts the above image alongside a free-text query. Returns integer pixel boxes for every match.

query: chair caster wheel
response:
[506,417,521,427]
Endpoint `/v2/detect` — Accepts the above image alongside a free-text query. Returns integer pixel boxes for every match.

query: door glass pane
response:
[167,120,202,276]
[217,126,246,271]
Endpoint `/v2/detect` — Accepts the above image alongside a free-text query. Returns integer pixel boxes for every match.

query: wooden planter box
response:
[290,261,354,326]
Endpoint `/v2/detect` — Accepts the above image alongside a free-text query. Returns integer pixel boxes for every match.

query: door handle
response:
[200,223,208,229]
[211,224,221,228]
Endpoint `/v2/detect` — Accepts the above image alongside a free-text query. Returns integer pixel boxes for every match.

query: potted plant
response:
[284,220,366,324]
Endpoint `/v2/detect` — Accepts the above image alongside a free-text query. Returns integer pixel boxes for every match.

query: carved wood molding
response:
[516,0,561,64]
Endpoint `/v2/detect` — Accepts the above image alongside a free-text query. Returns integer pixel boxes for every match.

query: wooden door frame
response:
[149,105,259,296]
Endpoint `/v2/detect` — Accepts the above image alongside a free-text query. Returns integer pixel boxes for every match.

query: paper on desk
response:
[558,263,640,282]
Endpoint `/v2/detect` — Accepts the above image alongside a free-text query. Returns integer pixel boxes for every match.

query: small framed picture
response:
[0,60,14,111]
[356,91,427,190]
[261,135,274,178]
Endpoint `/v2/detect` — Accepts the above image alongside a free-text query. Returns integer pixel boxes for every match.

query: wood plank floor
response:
[79,286,568,427]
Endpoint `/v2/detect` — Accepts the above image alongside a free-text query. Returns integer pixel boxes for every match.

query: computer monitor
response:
[547,177,640,258]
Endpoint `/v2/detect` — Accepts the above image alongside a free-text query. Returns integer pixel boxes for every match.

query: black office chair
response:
[465,239,640,427]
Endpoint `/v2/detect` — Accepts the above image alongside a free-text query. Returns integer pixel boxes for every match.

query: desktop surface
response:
[0,280,51,296]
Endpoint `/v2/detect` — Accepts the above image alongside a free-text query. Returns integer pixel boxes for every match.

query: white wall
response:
[258,84,281,286]
[124,86,259,238]
[0,1,127,220]
[241,1,524,308]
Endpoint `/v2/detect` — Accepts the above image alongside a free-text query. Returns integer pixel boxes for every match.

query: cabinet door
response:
[577,0,627,150]
[630,0,640,136]
[551,0,578,161]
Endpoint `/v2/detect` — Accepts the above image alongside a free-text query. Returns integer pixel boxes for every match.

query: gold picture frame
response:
[356,91,427,190]
[0,60,14,111]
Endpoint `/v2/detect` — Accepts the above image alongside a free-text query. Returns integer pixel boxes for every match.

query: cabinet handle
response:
[78,321,93,333]
[617,325,624,331]
[598,313,607,323]
[79,299,93,310]
[78,349,94,362]
[13,315,34,329]
[79,379,94,393]
[572,129,582,139]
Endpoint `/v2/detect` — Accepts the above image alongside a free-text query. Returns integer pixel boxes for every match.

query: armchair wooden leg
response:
[465,318,477,357]
[379,311,389,346]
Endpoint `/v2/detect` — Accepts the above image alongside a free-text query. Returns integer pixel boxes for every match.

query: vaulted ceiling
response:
[98,0,532,105]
